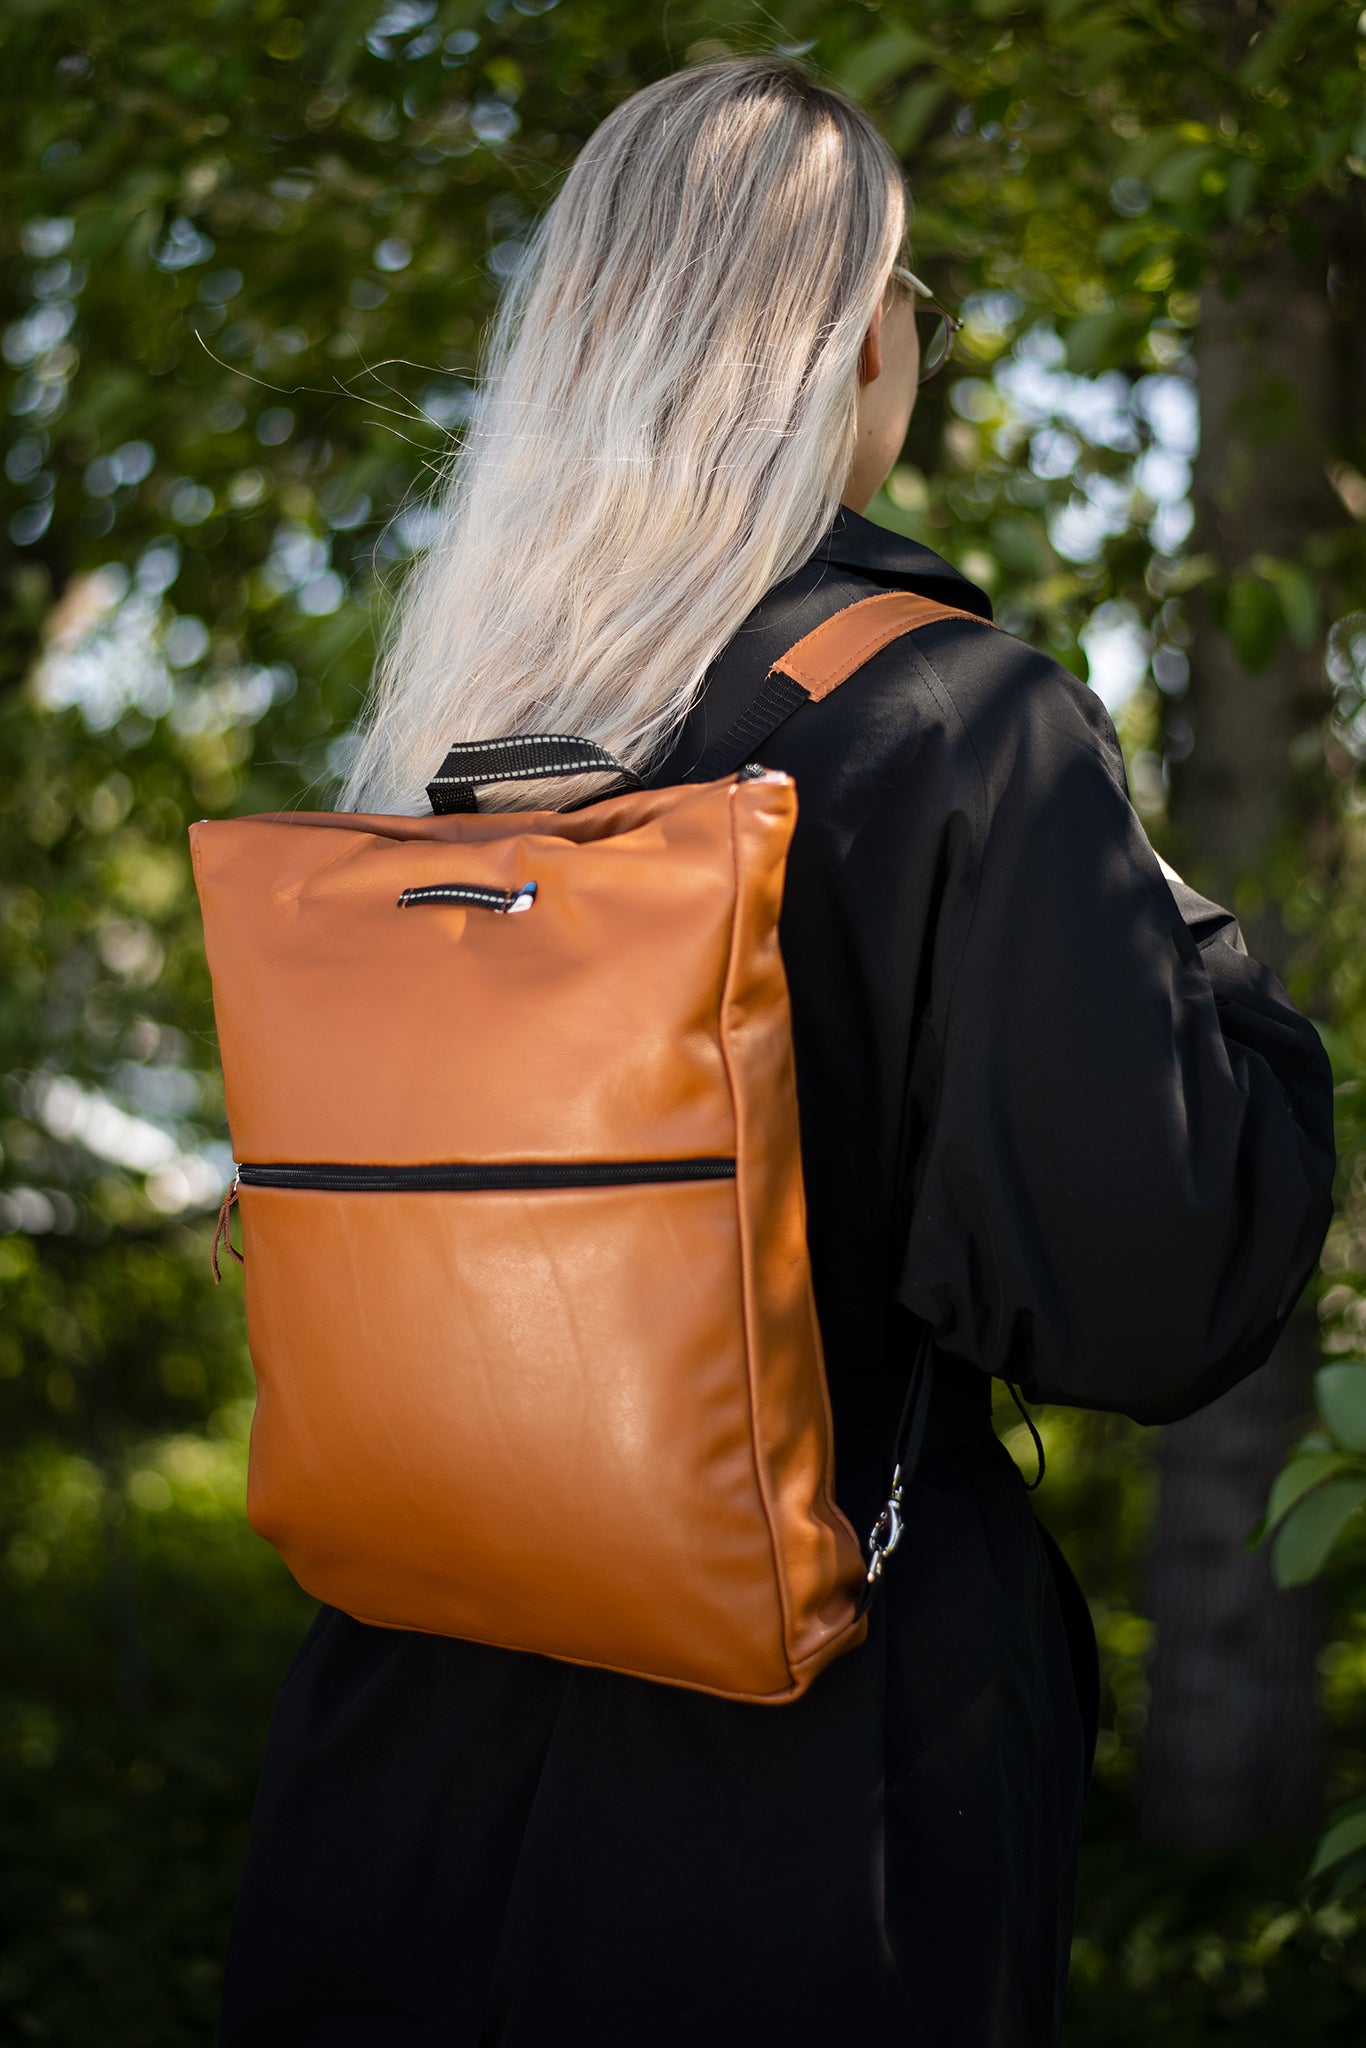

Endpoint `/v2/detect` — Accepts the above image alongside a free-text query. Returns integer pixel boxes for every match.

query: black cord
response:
[854,1322,936,1621]
[1005,1380,1045,1490]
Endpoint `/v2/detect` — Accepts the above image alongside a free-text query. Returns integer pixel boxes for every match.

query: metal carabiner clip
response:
[864,1462,906,1585]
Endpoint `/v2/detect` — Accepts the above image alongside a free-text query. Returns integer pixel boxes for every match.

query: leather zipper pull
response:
[212,1172,244,1284]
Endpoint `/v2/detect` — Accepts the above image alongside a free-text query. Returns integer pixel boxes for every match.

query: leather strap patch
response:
[771,590,998,702]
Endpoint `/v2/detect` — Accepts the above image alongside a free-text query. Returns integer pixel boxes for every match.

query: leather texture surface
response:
[242,1180,799,1693]
[192,779,747,1168]
[190,598,972,1701]
[772,588,998,700]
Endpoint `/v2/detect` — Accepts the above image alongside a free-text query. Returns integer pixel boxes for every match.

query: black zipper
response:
[235,1158,736,1193]
[397,880,537,913]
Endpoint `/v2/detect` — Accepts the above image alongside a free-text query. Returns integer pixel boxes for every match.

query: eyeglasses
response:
[892,265,963,385]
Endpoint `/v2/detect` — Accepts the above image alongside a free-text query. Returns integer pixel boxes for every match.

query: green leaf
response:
[1159,552,1217,594]
[1307,1805,1366,1881]
[1225,156,1259,224]
[1316,1362,1366,1453]
[834,30,935,101]
[1149,144,1220,204]
[988,514,1049,580]
[1225,573,1284,673]
[1271,565,1317,649]
[1061,308,1136,374]
[1310,120,1356,181]
[1271,1477,1366,1587]
[1096,222,1151,263]
[1265,1450,1355,1534]
[888,79,949,156]
[1235,0,1337,89]
[1320,1849,1366,1905]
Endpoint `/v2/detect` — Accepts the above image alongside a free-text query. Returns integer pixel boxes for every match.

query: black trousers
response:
[219,1410,1096,2047]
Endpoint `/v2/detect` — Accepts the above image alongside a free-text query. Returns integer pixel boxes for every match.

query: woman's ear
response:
[859,295,885,387]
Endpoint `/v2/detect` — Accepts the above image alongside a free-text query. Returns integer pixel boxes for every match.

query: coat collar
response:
[643,502,996,787]
[811,505,995,622]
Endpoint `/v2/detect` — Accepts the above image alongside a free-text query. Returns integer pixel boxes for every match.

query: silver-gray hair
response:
[342,54,908,815]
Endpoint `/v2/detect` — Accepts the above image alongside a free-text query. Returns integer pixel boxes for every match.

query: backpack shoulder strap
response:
[682,589,997,785]
[774,588,996,698]
[427,734,641,816]
[425,590,997,814]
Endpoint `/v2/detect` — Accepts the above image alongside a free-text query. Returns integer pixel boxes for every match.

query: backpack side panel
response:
[719,778,867,1687]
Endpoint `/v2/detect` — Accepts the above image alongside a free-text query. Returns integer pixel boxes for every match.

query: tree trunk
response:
[1140,225,1342,1849]
[1142,1318,1324,1846]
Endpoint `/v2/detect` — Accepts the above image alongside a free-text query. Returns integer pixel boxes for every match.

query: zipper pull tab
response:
[212,1171,243,1285]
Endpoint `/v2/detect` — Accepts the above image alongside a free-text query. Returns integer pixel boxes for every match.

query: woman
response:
[219,55,1335,2046]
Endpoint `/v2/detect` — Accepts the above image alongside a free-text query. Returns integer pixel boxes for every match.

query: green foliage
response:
[2,1,1364,2040]
[1273,1475,1366,1588]
[1258,1361,1366,1905]
[1265,1365,1366,1590]
[1319,1362,1366,1454]
[1221,570,1286,672]
[1308,1798,1366,1902]
[2,1426,312,2045]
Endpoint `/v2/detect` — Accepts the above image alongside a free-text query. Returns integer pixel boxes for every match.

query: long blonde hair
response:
[342,54,907,815]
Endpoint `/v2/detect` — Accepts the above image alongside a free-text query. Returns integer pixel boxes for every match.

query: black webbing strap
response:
[426,734,640,816]
[682,672,810,788]
[855,1318,937,1620]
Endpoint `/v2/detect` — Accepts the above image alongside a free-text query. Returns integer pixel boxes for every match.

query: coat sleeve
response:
[894,637,1336,1425]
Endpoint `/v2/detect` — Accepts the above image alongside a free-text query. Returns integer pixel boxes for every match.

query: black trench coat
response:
[219,510,1335,2048]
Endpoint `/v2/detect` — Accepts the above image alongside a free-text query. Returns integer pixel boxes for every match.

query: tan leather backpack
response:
[193,590,994,1703]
